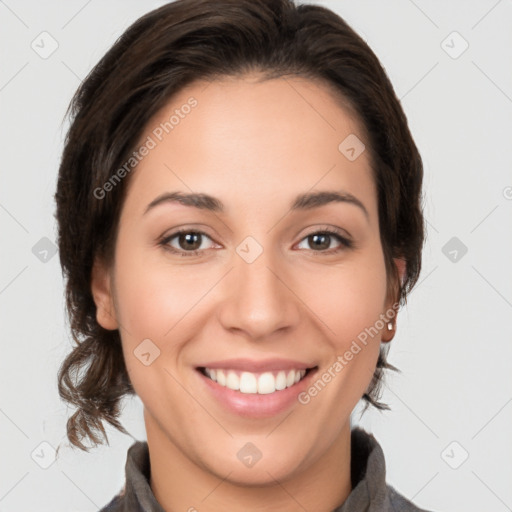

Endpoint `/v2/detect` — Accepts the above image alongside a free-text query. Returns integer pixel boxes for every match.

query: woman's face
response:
[93,74,399,484]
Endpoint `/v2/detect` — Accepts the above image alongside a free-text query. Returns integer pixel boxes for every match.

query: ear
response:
[381,258,406,343]
[91,257,118,330]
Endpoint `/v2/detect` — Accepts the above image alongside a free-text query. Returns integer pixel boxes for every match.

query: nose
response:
[217,246,301,341]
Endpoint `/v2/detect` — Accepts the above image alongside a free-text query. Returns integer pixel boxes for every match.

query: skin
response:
[92,73,405,512]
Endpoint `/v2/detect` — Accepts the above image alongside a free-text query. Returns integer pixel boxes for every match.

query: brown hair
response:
[55,0,424,451]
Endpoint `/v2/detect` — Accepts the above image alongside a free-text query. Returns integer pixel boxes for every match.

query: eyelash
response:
[158,227,353,257]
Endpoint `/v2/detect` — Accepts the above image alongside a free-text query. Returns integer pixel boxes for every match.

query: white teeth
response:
[257,372,275,394]
[226,371,240,390]
[240,372,258,393]
[275,371,287,391]
[203,368,308,394]
[216,369,226,386]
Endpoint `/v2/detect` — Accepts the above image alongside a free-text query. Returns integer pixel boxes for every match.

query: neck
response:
[145,411,353,512]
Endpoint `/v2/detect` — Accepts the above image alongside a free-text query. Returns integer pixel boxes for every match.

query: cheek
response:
[296,259,387,409]
[111,248,203,413]
[113,236,388,348]
[113,220,388,354]
[298,254,388,347]
[112,246,203,341]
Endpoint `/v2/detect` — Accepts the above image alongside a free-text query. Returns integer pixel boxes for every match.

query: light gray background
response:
[1,1,511,511]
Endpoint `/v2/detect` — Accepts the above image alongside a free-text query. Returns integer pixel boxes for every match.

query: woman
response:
[55,0,429,510]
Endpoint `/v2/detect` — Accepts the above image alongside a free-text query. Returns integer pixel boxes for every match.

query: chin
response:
[192,439,309,488]
[210,459,301,487]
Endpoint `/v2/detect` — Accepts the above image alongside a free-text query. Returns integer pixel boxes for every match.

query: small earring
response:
[387,321,393,331]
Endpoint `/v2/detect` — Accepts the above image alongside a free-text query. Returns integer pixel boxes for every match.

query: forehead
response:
[122,74,377,220]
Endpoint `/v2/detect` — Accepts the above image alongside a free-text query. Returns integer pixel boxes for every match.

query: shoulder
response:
[98,492,124,511]
[388,484,435,512]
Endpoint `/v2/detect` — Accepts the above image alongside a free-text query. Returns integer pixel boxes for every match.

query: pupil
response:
[311,233,329,250]
[181,232,200,250]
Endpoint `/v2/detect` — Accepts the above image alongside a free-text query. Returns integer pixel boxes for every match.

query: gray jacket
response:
[100,427,433,511]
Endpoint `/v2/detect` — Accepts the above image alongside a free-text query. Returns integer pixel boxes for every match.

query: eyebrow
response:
[144,190,369,219]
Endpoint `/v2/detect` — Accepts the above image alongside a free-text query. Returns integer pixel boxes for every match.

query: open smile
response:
[195,362,319,418]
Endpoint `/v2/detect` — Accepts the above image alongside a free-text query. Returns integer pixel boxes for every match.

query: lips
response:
[196,359,318,418]
[196,357,314,373]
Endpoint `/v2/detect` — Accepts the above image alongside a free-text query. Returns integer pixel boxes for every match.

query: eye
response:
[159,229,216,256]
[159,227,353,257]
[296,229,353,254]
